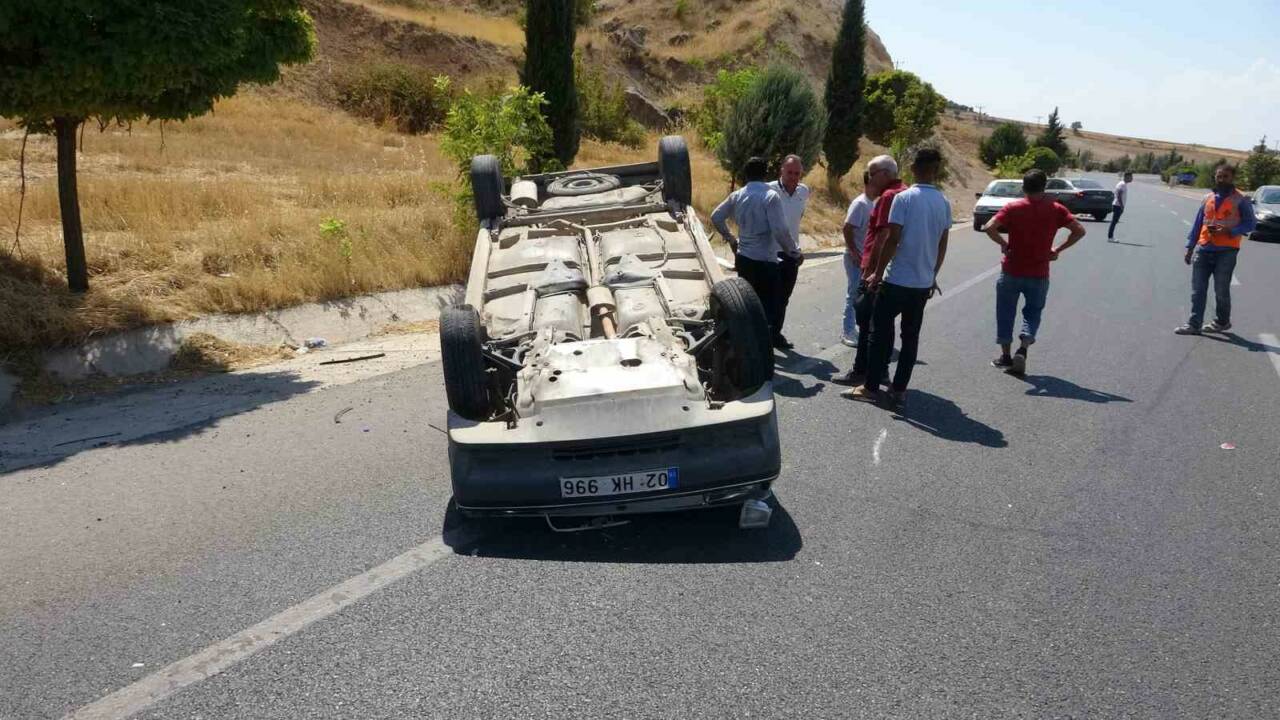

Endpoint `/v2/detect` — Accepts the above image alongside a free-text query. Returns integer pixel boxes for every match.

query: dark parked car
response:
[1046,178,1115,221]
[1252,186,1280,243]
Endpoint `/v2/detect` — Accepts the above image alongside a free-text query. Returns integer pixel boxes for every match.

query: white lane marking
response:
[1261,334,1280,381]
[65,536,464,720]
[1232,273,1241,287]
[802,254,847,270]
[872,428,888,465]
[780,265,1003,378]
[1170,210,1180,216]
[1182,219,1192,227]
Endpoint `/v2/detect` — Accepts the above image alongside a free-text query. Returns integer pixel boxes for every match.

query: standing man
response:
[983,169,1087,376]
[1175,164,1257,335]
[711,156,795,342]
[844,148,951,407]
[833,155,905,386]
[769,155,809,350]
[840,171,875,346]
[1108,171,1133,242]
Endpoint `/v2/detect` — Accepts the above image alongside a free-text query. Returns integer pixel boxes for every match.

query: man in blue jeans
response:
[983,170,1086,376]
[1175,164,1257,335]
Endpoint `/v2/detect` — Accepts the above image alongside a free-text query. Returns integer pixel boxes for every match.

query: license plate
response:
[560,467,679,498]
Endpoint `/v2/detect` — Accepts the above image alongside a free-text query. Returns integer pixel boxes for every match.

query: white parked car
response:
[441,137,780,530]
[971,179,1025,231]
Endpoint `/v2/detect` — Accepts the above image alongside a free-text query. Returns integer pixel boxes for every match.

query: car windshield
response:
[1258,189,1280,204]
[1071,179,1104,189]
[985,182,1023,198]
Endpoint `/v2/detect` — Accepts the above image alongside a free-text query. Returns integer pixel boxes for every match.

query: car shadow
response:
[1016,375,1133,403]
[442,495,803,564]
[1201,332,1280,354]
[888,390,1008,448]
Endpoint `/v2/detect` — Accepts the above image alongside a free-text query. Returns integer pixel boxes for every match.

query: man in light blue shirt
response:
[711,156,796,342]
[845,148,952,407]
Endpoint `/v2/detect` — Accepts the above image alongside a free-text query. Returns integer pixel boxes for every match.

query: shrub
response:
[979,122,1028,168]
[440,84,555,178]
[575,53,646,148]
[862,70,944,148]
[674,0,691,22]
[718,64,825,181]
[335,63,453,134]
[994,154,1033,179]
[1243,139,1280,189]
[1026,146,1062,175]
[693,67,760,153]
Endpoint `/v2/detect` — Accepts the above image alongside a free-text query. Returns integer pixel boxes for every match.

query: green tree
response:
[979,122,1029,168]
[523,0,579,167]
[719,64,825,183]
[693,67,760,152]
[821,0,866,186]
[0,0,315,292]
[440,85,554,178]
[1243,136,1280,189]
[862,70,945,148]
[1035,107,1069,160]
[994,153,1034,178]
[575,53,645,148]
[1070,120,1083,135]
[1026,146,1062,175]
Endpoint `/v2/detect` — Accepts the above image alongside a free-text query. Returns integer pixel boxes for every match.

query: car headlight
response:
[1258,209,1275,220]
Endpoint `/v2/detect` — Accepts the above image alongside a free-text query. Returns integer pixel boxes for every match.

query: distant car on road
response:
[971,179,1025,231]
[1252,185,1280,243]
[1047,178,1115,221]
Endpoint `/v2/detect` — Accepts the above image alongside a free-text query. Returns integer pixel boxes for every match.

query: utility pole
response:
[1035,115,1044,126]
[975,105,984,125]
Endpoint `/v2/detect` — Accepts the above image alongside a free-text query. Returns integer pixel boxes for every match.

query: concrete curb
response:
[0,284,462,419]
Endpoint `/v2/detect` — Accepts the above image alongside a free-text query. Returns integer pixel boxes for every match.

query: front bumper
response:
[1251,218,1280,242]
[447,386,782,516]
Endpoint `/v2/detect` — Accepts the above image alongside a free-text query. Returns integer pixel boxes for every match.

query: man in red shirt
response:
[982,169,1086,376]
[834,155,906,385]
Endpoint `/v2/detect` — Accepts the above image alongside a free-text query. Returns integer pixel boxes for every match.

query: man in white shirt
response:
[768,155,809,350]
[841,171,875,346]
[1108,171,1132,241]
[845,148,952,407]
[711,156,796,340]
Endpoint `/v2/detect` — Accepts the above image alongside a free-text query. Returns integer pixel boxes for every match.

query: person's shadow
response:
[890,390,1008,448]
[1017,375,1132,403]
[1201,332,1280,354]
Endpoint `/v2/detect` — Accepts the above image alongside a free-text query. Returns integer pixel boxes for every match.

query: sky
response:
[864,0,1280,152]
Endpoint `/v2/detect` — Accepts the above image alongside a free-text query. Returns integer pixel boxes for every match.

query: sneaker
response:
[1204,321,1232,333]
[841,385,881,403]
[991,355,1014,369]
[886,389,908,409]
[840,335,857,347]
[772,335,795,350]
[1009,351,1027,376]
[1174,324,1202,336]
[831,371,864,387]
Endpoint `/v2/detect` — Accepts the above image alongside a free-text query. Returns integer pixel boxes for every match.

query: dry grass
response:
[170,332,296,372]
[0,93,472,350]
[348,0,524,47]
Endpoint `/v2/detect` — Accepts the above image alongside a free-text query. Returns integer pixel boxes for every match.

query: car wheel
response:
[658,136,692,208]
[469,155,505,224]
[709,278,772,398]
[440,305,495,421]
[1093,212,1108,222]
[546,172,622,197]
[973,216,985,232]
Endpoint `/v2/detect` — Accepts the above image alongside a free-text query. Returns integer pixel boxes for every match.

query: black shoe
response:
[832,371,864,386]
[991,355,1014,369]
[772,335,794,350]
[1009,351,1027,376]
[1174,324,1202,336]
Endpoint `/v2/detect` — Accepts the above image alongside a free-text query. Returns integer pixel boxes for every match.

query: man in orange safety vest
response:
[1174,164,1257,335]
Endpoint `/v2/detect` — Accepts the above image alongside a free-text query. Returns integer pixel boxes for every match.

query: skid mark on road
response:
[65,535,470,720]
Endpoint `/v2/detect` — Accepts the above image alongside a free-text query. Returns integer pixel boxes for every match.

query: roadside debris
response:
[318,353,386,366]
[53,432,122,447]
[304,337,328,349]
[1221,442,1237,450]
[333,407,353,424]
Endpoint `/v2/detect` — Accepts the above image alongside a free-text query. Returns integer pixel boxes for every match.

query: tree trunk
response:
[54,116,88,293]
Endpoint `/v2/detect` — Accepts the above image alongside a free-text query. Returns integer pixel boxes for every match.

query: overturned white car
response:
[441,137,781,529]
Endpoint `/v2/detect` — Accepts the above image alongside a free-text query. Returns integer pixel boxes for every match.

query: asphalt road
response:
[4,177,1280,719]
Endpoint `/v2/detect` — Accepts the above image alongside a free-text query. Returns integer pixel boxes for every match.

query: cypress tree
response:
[1035,107,1069,160]
[523,0,579,167]
[822,0,866,186]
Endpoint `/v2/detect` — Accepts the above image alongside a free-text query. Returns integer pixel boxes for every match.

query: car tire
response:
[441,305,494,421]
[658,135,692,208]
[546,172,622,197]
[470,155,505,223]
[973,216,985,232]
[709,277,773,397]
[1093,212,1108,222]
